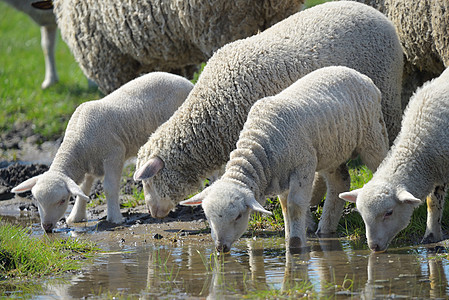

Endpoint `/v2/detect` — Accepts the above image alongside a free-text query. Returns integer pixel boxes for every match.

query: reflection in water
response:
[3,229,449,298]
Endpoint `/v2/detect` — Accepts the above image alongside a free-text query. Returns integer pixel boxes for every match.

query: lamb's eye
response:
[235,213,242,221]
[385,210,393,217]
[58,199,66,206]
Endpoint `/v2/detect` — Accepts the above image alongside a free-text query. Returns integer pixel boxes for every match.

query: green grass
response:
[0,222,98,280]
[0,2,102,140]
[304,0,330,8]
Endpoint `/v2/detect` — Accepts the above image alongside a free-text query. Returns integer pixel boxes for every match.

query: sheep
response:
[343,0,449,109]
[339,67,449,252]
[11,72,194,232]
[44,0,305,94]
[2,0,58,89]
[134,1,403,221]
[181,66,389,252]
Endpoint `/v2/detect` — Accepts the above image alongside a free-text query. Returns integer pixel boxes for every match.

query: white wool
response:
[53,0,304,93]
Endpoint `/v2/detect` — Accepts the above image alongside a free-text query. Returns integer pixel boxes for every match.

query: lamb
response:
[344,0,449,108]
[339,67,449,252]
[2,0,58,89]
[46,0,304,93]
[181,66,389,251]
[133,1,403,221]
[11,72,194,232]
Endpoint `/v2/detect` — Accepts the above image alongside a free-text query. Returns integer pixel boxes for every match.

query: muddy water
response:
[3,214,449,299]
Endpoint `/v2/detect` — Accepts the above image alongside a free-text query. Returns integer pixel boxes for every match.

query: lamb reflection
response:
[363,247,449,299]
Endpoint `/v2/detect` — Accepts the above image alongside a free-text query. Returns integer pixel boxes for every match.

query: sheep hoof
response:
[421,232,443,244]
[66,215,87,224]
[288,237,303,249]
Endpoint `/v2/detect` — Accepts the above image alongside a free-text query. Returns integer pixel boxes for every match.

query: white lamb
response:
[11,72,194,232]
[339,67,449,252]
[181,66,389,252]
[134,1,403,222]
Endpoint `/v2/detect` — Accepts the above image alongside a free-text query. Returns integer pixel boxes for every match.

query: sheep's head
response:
[181,180,271,253]
[11,171,88,233]
[134,156,202,218]
[339,181,421,252]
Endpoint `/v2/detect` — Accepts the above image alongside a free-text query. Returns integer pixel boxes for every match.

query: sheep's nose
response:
[216,244,230,254]
[369,243,385,253]
[42,223,54,233]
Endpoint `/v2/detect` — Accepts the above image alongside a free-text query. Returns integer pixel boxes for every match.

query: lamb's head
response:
[134,156,201,218]
[181,180,271,253]
[11,171,89,233]
[339,182,421,252]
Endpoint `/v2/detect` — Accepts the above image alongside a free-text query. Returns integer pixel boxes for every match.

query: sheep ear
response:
[134,157,164,181]
[180,189,209,206]
[64,177,89,201]
[31,1,54,9]
[339,189,361,203]
[397,190,421,205]
[247,198,272,215]
[11,175,42,193]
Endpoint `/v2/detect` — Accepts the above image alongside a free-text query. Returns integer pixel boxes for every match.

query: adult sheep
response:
[2,0,58,89]
[340,67,449,252]
[11,72,193,232]
[48,0,304,94]
[181,66,390,251]
[345,0,449,108]
[134,1,404,227]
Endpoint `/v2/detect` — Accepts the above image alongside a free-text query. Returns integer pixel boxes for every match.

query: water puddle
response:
[2,215,449,299]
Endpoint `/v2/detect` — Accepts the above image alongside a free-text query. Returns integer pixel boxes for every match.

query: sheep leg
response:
[66,174,95,224]
[103,160,125,224]
[284,171,314,249]
[310,173,326,206]
[40,24,59,89]
[422,184,447,244]
[307,173,327,233]
[316,164,350,235]
[279,191,290,243]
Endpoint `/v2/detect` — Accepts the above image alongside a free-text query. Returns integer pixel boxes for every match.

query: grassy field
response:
[0,2,102,140]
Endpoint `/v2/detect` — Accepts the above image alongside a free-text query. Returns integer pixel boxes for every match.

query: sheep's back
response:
[240,67,383,175]
[383,0,448,74]
[390,68,449,181]
[53,0,304,92]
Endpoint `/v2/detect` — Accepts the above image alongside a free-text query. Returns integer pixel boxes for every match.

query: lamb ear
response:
[397,190,421,205]
[339,189,361,203]
[11,175,42,193]
[179,189,209,206]
[247,198,272,215]
[134,157,164,181]
[65,177,89,201]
